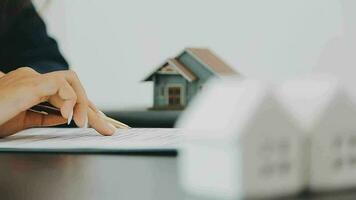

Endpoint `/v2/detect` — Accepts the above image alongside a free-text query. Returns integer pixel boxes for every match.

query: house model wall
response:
[176,78,306,199]
[277,76,356,192]
[144,48,239,110]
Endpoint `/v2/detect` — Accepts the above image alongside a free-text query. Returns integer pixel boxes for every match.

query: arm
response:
[0,3,68,73]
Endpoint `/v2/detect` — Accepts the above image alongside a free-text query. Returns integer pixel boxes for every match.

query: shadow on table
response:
[104,110,182,128]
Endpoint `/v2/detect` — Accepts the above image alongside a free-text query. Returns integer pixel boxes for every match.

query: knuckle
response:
[72,92,78,101]
[54,75,65,85]
[17,67,36,74]
[68,69,78,78]
[31,77,46,93]
[34,75,57,95]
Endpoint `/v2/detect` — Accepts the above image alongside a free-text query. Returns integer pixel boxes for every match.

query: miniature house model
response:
[176,78,305,199]
[144,48,239,110]
[277,76,356,192]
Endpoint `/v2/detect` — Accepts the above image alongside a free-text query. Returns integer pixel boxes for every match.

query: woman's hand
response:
[0,67,117,137]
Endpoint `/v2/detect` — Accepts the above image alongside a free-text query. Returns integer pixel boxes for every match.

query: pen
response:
[29,103,61,115]
[29,103,130,129]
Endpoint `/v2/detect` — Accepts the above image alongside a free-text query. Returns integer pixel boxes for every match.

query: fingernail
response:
[67,110,73,125]
[83,116,89,128]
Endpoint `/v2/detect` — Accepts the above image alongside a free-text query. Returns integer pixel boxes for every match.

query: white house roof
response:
[176,78,299,141]
[276,75,356,132]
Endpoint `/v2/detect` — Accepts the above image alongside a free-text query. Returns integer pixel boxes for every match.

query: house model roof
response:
[144,48,238,82]
[185,48,237,76]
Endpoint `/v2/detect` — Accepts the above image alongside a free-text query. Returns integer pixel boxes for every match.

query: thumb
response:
[0,111,68,138]
[24,111,67,129]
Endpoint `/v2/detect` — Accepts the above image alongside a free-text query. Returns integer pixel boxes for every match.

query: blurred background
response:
[31,0,347,109]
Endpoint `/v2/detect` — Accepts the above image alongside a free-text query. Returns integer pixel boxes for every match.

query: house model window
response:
[143,48,239,110]
[168,87,182,106]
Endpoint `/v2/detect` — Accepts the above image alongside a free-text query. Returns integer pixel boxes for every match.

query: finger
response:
[55,96,98,115]
[73,103,87,128]
[63,71,88,128]
[57,81,77,121]
[88,107,116,136]
[95,110,130,129]
[103,116,130,129]
[41,114,68,127]
[49,95,87,128]
[88,100,100,113]
[38,74,77,119]
[52,70,88,128]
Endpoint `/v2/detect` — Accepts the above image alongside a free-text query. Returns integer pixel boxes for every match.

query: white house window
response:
[259,138,291,177]
[331,134,356,171]
[333,157,343,170]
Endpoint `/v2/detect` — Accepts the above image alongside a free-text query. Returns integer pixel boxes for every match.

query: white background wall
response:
[33,0,347,110]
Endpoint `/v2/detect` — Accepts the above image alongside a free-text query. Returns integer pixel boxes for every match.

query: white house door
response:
[168,87,182,106]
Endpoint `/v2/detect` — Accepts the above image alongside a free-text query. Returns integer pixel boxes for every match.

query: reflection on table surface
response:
[0,154,181,200]
[1,153,356,200]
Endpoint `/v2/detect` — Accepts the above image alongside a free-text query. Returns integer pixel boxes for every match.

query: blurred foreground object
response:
[277,75,356,192]
[176,78,305,199]
[143,48,240,110]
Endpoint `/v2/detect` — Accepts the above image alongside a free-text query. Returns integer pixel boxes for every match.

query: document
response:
[0,128,182,153]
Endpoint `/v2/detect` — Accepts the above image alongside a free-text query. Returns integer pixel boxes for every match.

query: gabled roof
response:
[276,75,356,132]
[184,48,238,76]
[176,78,300,141]
[169,58,197,81]
[144,48,239,82]
[144,58,197,82]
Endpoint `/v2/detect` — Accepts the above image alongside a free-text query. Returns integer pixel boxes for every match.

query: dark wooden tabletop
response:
[104,110,181,128]
[1,152,356,200]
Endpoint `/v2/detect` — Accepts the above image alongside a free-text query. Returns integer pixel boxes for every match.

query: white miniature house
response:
[277,76,356,192]
[176,78,306,199]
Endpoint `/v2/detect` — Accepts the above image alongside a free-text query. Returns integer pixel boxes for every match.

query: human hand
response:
[0,67,117,137]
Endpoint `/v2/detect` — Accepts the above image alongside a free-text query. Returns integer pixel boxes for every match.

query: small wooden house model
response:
[144,48,239,110]
[277,76,356,192]
[176,78,306,199]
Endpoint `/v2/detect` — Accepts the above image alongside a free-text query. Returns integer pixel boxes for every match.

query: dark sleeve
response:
[0,4,69,73]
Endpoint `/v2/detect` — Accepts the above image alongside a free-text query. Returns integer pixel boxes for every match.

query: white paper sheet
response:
[0,128,182,153]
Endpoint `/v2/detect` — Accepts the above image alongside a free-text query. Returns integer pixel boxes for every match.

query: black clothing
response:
[0,3,68,73]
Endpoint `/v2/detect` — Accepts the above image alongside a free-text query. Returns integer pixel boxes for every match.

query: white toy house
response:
[176,78,306,199]
[277,76,356,192]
